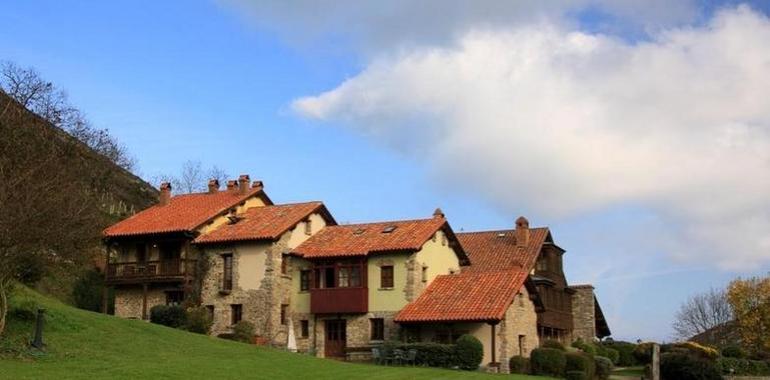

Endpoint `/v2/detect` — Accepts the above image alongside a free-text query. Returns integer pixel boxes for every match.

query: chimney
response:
[207,179,220,194]
[226,180,237,193]
[159,182,172,206]
[238,174,250,195]
[515,216,530,247]
[251,180,263,191]
[433,208,445,219]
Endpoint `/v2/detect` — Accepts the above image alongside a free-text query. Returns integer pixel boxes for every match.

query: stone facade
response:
[570,285,596,342]
[114,286,168,319]
[497,287,540,373]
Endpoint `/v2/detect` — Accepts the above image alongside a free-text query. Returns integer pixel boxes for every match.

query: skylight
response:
[382,225,397,233]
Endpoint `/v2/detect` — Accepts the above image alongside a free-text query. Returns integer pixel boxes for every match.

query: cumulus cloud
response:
[292,6,770,270]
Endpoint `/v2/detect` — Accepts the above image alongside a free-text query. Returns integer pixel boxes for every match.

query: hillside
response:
[0,287,554,379]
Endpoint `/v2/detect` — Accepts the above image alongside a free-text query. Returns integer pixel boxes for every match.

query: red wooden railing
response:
[310,287,368,314]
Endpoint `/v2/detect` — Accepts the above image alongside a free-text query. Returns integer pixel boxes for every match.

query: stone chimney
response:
[207,179,220,194]
[433,208,445,219]
[159,182,172,206]
[226,180,237,193]
[515,216,530,247]
[238,174,250,195]
[251,180,263,191]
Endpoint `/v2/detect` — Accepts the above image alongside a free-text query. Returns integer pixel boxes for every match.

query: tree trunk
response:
[0,280,8,337]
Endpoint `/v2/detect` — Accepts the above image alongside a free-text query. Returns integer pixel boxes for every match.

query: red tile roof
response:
[193,202,335,244]
[457,228,550,273]
[103,187,271,238]
[394,269,529,322]
[292,216,454,259]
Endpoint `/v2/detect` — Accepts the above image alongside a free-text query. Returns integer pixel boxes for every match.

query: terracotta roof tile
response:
[193,202,333,244]
[457,228,549,273]
[103,187,269,237]
[394,269,529,322]
[292,217,448,259]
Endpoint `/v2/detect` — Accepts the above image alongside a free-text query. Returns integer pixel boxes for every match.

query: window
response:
[304,219,312,235]
[280,304,288,325]
[281,255,288,275]
[135,244,147,263]
[206,305,214,321]
[382,225,396,233]
[370,318,385,340]
[222,254,233,291]
[231,304,242,325]
[338,266,350,287]
[300,270,311,291]
[300,320,309,338]
[380,266,394,288]
[324,267,335,288]
[421,266,428,282]
[350,266,361,287]
[165,290,184,306]
[536,256,547,272]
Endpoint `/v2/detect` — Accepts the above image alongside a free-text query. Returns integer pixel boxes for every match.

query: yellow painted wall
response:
[368,252,409,311]
[413,230,461,285]
[199,195,266,234]
[291,256,312,313]
[287,212,327,249]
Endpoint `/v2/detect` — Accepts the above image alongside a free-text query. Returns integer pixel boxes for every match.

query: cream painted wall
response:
[199,195,266,234]
[287,212,327,249]
[291,256,312,313]
[234,242,271,291]
[414,230,461,284]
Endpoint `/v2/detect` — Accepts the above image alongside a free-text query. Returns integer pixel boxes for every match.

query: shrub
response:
[718,357,770,376]
[149,305,187,328]
[542,339,566,351]
[660,352,722,380]
[386,342,456,367]
[565,370,588,380]
[454,334,483,370]
[594,356,613,380]
[530,347,566,377]
[597,346,619,365]
[9,299,37,321]
[566,351,595,380]
[572,339,597,355]
[664,342,719,361]
[183,306,212,334]
[721,345,746,358]
[72,269,108,312]
[232,320,255,343]
[601,341,637,366]
[509,355,529,374]
[633,342,655,365]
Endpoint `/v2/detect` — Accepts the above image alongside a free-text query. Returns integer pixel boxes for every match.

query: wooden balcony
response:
[105,259,196,284]
[310,287,368,314]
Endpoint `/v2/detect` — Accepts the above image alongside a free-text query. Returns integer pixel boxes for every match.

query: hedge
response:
[565,370,588,380]
[232,320,255,343]
[660,352,722,380]
[596,346,619,365]
[566,351,595,380]
[531,347,566,377]
[601,341,638,366]
[542,339,566,351]
[572,339,597,355]
[721,345,746,359]
[149,305,186,328]
[386,342,456,368]
[594,356,613,380]
[509,355,529,374]
[718,357,770,376]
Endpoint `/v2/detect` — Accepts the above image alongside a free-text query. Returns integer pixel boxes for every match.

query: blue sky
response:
[2,1,770,341]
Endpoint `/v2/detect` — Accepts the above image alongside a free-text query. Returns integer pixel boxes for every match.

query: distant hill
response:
[0,90,157,219]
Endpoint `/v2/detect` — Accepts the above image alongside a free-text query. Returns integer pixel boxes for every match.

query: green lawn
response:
[611,366,645,378]
[0,287,554,380]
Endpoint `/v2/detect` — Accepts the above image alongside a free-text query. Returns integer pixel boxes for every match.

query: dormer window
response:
[304,219,312,235]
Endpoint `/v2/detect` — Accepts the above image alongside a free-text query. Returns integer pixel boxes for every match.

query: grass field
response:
[0,287,555,380]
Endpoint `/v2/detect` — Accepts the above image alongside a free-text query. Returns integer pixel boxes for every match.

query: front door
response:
[325,319,346,358]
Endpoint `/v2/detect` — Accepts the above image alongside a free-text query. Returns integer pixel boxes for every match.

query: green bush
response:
[594,356,613,380]
[596,345,619,365]
[718,357,770,376]
[566,351,595,380]
[633,342,655,365]
[387,342,456,367]
[721,345,746,359]
[72,268,113,314]
[183,306,212,334]
[9,299,37,321]
[454,334,483,370]
[542,339,566,351]
[232,320,255,343]
[572,339,597,355]
[565,370,588,380]
[149,305,186,328]
[601,341,637,366]
[530,347,566,377]
[509,355,529,374]
[660,352,722,380]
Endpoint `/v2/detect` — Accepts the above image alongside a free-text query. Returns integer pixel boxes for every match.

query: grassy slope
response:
[0,287,554,380]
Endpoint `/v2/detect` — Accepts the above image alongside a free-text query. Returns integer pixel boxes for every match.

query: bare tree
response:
[0,61,136,171]
[672,287,733,340]
[207,165,229,188]
[153,161,229,195]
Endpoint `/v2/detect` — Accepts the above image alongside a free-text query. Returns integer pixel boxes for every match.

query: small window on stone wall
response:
[370,318,384,341]
[421,266,428,282]
[304,219,312,235]
[281,256,288,275]
[280,304,288,325]
[206,305,214,321]
[231,304,242,325]
[301,320,309,338]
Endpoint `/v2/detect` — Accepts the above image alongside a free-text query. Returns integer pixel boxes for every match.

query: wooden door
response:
[324,319,346,358]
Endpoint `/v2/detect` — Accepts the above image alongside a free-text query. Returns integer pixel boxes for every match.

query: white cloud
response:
[292,6,770,270]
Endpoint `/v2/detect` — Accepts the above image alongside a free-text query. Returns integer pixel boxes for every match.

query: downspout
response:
[491,322,496,365]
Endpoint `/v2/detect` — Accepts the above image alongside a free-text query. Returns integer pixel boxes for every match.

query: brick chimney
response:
[515,216,529,247]
[159,182,172,206]
[207,179,220,194]
[226,180,237,193]
[238,174,250,195]
[251,180,263,191]
[433,208,445,219]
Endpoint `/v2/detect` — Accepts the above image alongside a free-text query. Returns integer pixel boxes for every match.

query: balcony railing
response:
[106,259,196,283]
[310,287,368,314]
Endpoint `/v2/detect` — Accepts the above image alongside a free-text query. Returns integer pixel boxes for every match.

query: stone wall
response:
[114,286,166,319]
[571,285,596,342]
[497,287,540,374]
[310,312,398,359]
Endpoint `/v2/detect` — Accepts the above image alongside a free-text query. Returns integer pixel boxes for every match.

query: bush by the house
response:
[530,347,567,377]
[542,339,566,351]
[660,352,722,380]
[596,345,619,365]
[509,355,529,374]
[183,306,212,334]
[149,305,187,328]
[721,345,746,359]
[718,357,770,376]
[601,341,637,366]
[454,334,483,370]
[633,342,655,365]
[565,370,588,380]
[72,268,113,313]
[572,339,597,355]
[662,341,720,361]
[566,351,595,380]
[232,320,255,343]
[385,342,456,368]
[594,356,613,380]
